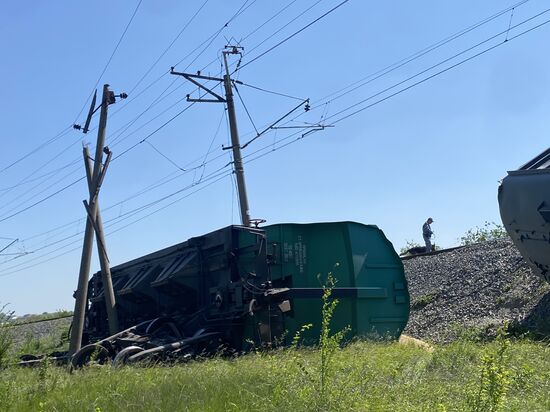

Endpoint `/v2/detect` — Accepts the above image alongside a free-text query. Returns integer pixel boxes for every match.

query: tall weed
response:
[0,304,14,368]
[467,327,512,412]
[275,270,351,411]
[318,272,350,407]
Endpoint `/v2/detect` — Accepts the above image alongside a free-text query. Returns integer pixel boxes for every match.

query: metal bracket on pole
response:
[241,99,311,149]
[170,68,226,103]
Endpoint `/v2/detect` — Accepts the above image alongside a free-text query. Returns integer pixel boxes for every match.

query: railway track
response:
[400,245,466,260]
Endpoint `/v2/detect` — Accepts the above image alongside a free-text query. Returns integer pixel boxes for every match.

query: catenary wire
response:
[8,129,231,252]
[110,0,257,118]
[3,0,524,199]
[0,3,536,222]
[324,9,550,124]
[127,0,211,95]
[0,126,73,176]
[278,2,545,127]
[240,0,300,43]
[3,3,546,274]
[145,141,186,172]
[73,0,144,124]
[237,0,350,72]
[239,0,325,61]
[0,0,291,223]
[309,0,530,108]
[0,162,82,215]
[0,169,233,277]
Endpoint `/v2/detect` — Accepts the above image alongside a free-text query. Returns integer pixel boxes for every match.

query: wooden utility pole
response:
[170,46,251,226]
[69,84,125,355]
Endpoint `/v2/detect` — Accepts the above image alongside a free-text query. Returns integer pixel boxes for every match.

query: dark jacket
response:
[422,222,433,238]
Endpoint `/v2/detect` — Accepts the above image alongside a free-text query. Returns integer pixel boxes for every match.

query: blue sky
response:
[0,0,548,314]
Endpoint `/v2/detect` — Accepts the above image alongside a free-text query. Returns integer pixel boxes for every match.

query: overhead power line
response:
[240,0,300,43]
[0,168,233,277]
[239,81,305,101]
[7,0,524,201]
[237,0,350,71]
[4,146,230,258]
[0,126,72,177]
[145,141,186,172]
[308,0,531,110]
[111,0,257,118]
[2,3,547,277]
[0,162,82,216]
[0,177,85,224]
[128,0,211,95]
[0,91,215,224]
[0,2,539,226]
[240,11,550,161]
[240,0,325,59]
[0,0,144,200]
[279,0,538,126]
[73,0,144,124]
[326,9,550,124]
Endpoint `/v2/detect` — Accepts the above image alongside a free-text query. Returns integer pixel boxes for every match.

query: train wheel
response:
[112,346,144,368]
[70,343,111,370]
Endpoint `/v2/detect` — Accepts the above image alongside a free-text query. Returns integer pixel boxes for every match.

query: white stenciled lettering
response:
[294,238,307,274]
[283,243,293,262]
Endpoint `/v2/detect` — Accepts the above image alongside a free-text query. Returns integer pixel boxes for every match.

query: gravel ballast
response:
[8,317,71,349]
[403,238,550,342]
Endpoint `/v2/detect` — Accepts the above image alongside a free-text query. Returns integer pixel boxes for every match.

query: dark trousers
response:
[423,236,432,252]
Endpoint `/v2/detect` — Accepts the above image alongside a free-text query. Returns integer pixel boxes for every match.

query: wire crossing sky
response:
[0,0,549,314]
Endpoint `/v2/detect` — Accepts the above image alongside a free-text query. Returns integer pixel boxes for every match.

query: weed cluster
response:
[459,222,508,245]
[467,327,512,411]
[411,293,438,309]
[270,271,351,410]
[0,304,14,369]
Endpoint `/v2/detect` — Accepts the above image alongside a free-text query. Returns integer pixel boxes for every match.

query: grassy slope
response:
[0,340,548,411]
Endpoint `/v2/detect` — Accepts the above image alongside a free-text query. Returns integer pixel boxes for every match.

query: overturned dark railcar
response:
[499,147,550,283]
[75,222,409,367]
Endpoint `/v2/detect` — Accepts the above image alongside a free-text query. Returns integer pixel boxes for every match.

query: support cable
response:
[145,141,186,172]
[0,6,544,274]
[128,0,211,95]
[237,0,350,72]
[73,0,144,124]
[325,10,550,124]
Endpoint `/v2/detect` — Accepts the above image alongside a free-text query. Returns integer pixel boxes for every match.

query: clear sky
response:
[0,0,548,315]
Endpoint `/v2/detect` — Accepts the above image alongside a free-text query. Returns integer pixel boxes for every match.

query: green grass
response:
[411,293,439,309]
[0,339,548,411]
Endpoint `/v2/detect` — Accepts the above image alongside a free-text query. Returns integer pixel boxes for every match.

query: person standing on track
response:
[422,218,434,253]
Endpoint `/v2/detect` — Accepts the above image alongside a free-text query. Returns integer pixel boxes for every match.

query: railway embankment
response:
[403,238,550,342]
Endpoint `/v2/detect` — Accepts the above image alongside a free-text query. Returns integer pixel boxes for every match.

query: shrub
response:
[460,222,508,246]
[0,304,14,368]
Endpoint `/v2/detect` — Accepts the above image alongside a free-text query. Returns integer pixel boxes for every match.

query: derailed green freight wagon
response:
[257,222,409,344]
[74,222,409,367]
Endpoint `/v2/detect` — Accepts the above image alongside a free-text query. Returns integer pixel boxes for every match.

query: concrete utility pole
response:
[69,84,125,355]
[170,46,251,226]
[222,49,251,227]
